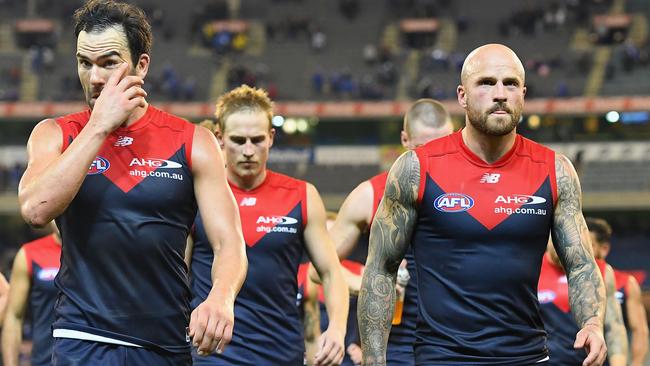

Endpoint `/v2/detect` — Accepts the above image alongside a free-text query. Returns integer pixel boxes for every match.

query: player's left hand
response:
[189,296,234,356]
[314,326,344,366]
[574,323,607,366]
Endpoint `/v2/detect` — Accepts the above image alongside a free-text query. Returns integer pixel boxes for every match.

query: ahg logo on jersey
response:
[37,267,59,281]
[88,156,110,175]
[434,193,474,213]
[495,195,546,205]
[129,158,182,169]
[256,216,298,233]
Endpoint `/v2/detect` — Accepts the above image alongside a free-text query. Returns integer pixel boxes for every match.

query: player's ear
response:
[457,84,467,108]
[135,53,150,79]
[400,130,409,149]
[269,128,275,148]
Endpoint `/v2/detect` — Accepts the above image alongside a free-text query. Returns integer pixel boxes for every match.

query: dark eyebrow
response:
[503,77,520,85]
[76,51,122,60]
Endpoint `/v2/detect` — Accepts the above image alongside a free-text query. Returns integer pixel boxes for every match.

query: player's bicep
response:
[367,150,419,272]
[19,119,63,196]
[330,182,373,258]
[303,184,340,277]
[191,126,241,251]
[551,154,592,267]
[5,249,31,319]
[626,277,648,330]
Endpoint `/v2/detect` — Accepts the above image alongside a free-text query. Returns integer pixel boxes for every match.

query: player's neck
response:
[121,101,149,128]
[461,125,516,164]
[229,168,268,191]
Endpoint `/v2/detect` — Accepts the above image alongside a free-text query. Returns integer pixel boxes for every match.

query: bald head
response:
[401,99,453,149]
[461,44,525,85]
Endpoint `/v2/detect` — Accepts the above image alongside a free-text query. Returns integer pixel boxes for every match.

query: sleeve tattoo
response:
[551,154,606,328]
[604,266,628,360]
[358,151,419,365]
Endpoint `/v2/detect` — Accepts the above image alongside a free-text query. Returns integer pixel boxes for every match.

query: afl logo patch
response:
[88,156,110,175]
[37,267,59,281]
[538,290,557,304]
[434,193,474,213]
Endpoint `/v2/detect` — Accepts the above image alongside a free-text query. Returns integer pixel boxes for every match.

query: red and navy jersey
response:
[538,255,607,365]
[53,106,197,353]
[23,234,61,366]
[411,131,557,365]
[190,171,308,365]
[613,269,630,328]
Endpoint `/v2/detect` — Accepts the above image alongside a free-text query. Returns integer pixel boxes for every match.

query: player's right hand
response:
[89,62,147,133]
[574,323,607,366]
[189,296,234,356]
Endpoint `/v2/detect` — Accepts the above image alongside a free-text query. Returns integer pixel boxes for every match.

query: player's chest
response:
[234,190,304,247]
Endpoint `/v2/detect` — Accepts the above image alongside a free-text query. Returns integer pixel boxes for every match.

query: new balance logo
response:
[114,136,133,147]
[480,173,500,184]
[240,197,257,206]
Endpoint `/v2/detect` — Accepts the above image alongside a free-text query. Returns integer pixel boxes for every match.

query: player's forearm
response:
[1,315,23,366]
[566,264,606,328]
[208,237,247,302]
[20,125,108,226]
[608,355,627,366]
[631,328,649,366]
[321,264,349,332]
[358,263,395,366]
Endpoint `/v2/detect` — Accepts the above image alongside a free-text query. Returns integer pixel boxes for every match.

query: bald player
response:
[358,43,607,365]
[587,217,648,366]
[330,99,452,365]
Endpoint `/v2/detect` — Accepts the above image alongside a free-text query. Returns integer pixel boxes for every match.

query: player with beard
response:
[358,43,607,366]
[17,1,247,364]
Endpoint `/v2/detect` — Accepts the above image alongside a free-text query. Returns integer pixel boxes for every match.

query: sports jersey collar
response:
[112,104,154,133]
[455,129,521,168]
[228,169,273,194]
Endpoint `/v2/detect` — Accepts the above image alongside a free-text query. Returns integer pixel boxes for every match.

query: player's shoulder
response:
[415,131,459,159]
[148,105,194,132]
[516,134,556,163]
[22,234,57,253]
[266,170,306,191]
[368,171,389,187]
[52,109,91,132]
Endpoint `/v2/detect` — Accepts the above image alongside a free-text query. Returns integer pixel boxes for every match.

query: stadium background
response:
[0,0,648,364]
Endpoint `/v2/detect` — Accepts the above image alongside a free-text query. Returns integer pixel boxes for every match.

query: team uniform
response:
[411,131,557,365]
[612,269,630,327]
[190,171,308,365]
[21,234,61,366]
[538,255,607,365]
[52,106,197,365]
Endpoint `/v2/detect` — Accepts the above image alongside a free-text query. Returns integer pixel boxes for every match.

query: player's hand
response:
[189,295,234,356]
[89,62,147,133]
[346,343,362,365]
[314,326,344,366]
[574,323,607,366]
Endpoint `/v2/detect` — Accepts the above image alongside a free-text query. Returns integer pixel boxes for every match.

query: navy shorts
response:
[386,343,415,366]
[52,338,191,366]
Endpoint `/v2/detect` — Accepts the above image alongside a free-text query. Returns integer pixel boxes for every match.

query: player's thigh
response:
[125,346,191,366]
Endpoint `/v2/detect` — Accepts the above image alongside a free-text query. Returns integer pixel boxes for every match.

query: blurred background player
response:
[587,217,649,366]
[0,273,7,328]
[329,98,452,365]
[17,1,247,364]
[358,43,607,366]
[187,85,348,366]
[2,223,60,366]
[539,239,628,365]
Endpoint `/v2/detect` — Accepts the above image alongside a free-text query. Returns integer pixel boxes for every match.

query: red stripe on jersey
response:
[369,171,388,224]
[22,234,61,276]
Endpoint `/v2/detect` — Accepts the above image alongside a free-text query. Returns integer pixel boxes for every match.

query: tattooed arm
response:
[603,265,628,366]
[551,154,607,366]
[358,151,419,365]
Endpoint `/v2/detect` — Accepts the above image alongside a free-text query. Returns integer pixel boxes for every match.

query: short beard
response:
[466,101,520,136]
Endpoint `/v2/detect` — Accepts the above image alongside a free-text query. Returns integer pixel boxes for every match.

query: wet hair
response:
[403,98,451,136]
[586,217,613,245]
[215,85,274,132]
[73,0,152,65]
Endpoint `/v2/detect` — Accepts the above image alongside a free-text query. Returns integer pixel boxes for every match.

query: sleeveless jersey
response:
[412,131,557,365]
[538,255,607,365]
[190,170,308,365]
[53,106,197,353]
[23,234,61,366]
[613,269,630,328]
